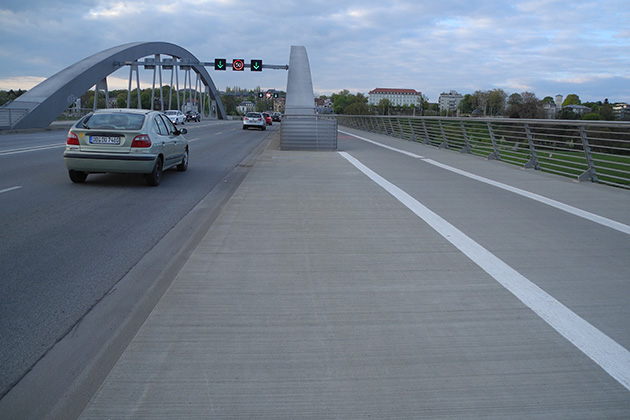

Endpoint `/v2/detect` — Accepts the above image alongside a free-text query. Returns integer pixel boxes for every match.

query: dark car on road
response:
[185,110,200,122]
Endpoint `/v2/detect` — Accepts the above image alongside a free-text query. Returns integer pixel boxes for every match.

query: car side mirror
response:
[177,128,188,135]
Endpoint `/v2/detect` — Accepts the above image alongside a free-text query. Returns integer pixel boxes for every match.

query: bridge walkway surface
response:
[79,126,630,419]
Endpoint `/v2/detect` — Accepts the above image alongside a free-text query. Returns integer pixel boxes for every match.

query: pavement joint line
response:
[339,129,630,236]
[339,150,630,392]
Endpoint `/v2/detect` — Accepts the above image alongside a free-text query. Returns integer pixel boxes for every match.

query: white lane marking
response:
[0,144,66,156]
[339,130,630,236]
[0,186,22,194]
[339,151,630,392]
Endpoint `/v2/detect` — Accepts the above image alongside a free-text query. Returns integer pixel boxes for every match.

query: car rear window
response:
[246,113,260,117]
[81,113,145,130]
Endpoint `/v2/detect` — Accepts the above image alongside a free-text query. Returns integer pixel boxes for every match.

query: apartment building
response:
[438,90,464,113]
[368,88,422,107]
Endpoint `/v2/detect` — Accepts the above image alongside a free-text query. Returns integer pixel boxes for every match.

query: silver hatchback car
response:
[64,109,189,186]
[242,112,266,130]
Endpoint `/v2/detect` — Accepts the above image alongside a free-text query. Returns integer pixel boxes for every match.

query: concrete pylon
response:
[285,46,315,115]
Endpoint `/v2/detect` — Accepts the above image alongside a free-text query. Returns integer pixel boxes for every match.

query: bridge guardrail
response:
[281,114,337,151]
[337,115,630,190]
[0,107,30,130]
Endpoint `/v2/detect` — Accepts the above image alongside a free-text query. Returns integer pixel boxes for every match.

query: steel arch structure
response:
[3,42,226,130]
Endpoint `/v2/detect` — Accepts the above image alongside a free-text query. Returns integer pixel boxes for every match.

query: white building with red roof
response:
[368,88,423,107]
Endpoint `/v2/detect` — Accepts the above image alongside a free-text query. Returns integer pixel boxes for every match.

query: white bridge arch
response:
[2,42,226,130]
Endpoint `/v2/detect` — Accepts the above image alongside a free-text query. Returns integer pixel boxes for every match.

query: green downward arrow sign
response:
[214,59,226,70]
[251,60,262,71]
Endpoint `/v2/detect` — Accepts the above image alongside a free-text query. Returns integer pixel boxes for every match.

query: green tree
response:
[378,98,392,115]
[345,102,371,115]
[520,92,545,119]
[599,98,615,120]
[116,93,127,108]
[562,94,581,106]
[506,93,523,117]
[487,89,507,116]
[582,112,602,120]
[458,94,474,114]
[331,90,368,114]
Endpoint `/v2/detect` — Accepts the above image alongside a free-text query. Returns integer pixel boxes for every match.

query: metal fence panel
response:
[281,115,337,151]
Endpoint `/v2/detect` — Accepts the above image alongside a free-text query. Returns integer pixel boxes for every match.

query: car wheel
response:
[243,126,247,130]
[68,170,87,183]
[145,157,163,186]
[177,148,189,172]
[262,126,266,130]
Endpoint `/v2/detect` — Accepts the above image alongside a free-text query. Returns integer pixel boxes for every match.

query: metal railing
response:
[0,107,30,130]
[337,115,630,189]
[281,114,337,151]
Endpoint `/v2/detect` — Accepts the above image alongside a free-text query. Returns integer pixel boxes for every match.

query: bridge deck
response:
[80,128,630,419]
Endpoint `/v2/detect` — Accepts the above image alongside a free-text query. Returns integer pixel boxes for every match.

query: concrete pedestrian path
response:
[79,129,630,419]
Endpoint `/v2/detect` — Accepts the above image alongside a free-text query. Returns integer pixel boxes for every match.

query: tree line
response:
[324,89,628,121]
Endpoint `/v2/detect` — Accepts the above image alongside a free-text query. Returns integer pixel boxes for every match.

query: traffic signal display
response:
[214,58,226,71]
[250,59,263,71]
[232,59,244,71]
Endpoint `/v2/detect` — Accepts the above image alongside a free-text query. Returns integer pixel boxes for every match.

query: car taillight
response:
[131,134,151,148]
[66,132,79,145]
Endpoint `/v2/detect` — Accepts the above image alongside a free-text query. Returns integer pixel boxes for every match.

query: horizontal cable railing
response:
[337,115,630,189]
[0,107,30,129]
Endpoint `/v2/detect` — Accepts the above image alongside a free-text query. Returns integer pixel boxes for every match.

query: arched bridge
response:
[1,42,226,130]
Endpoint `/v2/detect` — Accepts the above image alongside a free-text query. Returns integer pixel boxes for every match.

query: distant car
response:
[262,112,272,125]
[64,109,189,186]
[271,112,282,122]
[242,112,266,130]
[185,110,200,122]
[165,110,186,125]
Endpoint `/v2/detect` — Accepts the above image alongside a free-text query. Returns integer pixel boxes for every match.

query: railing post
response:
[408,119,416,142]
[397,118,404,139]
[460,121,471,154]
[577,125,599,183]
[388,117,395,136]
[421,120,430,145]
[487,122,501,160]
[523,123,540,169]
[439,120,449,149]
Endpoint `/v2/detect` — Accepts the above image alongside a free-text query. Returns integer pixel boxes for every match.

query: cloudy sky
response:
[1,0,629,103]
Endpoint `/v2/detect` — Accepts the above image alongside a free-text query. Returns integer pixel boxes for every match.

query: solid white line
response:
[339,130,630,236]
[339,150,630,392]
[0,186,22,194]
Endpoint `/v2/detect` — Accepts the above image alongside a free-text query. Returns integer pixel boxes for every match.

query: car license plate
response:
[90,136,121,145]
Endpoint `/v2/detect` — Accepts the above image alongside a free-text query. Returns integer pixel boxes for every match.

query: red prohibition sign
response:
[232,59,244,71]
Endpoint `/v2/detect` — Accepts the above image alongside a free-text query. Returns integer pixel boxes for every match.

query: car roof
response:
[92,108,153,115]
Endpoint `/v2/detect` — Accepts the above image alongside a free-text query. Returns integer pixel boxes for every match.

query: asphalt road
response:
[0,119,274,398]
